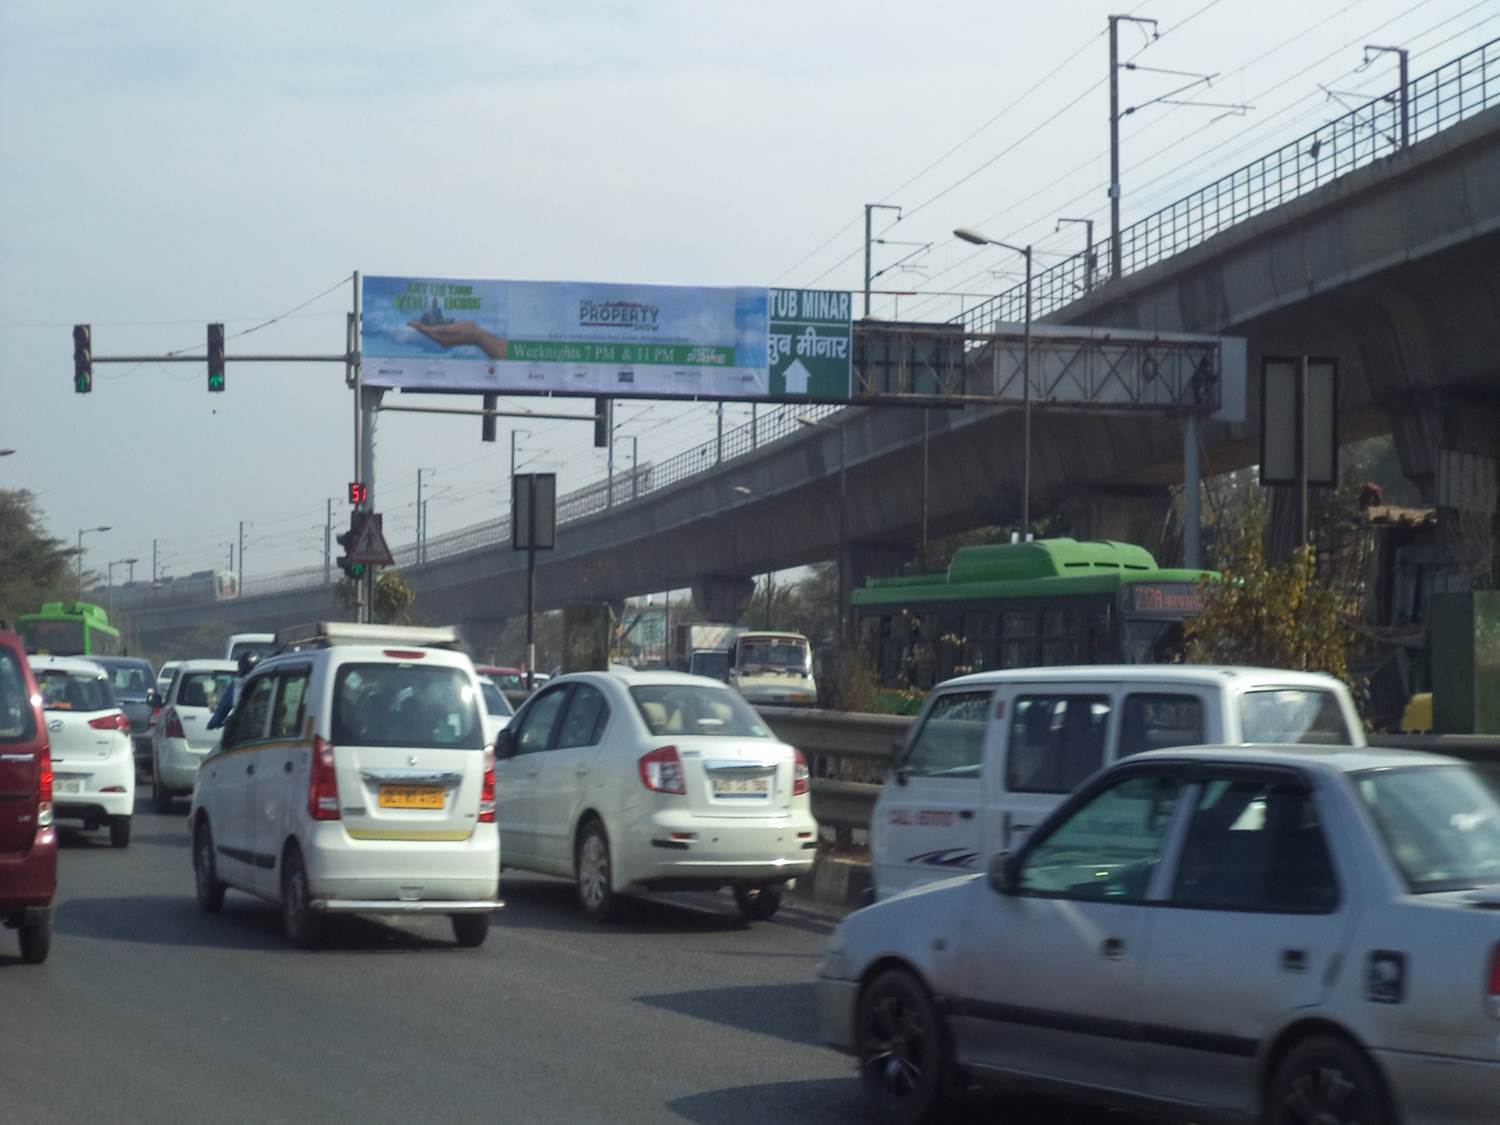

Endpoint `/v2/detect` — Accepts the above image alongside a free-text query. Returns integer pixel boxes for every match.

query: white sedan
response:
[494,669,817,922]
[819,745,1500,1125]
[28,655,136,847]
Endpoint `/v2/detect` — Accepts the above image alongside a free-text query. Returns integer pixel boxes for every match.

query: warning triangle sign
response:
[349,512,395,567]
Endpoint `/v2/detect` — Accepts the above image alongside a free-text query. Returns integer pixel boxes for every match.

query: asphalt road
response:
[1,798,1156,1125]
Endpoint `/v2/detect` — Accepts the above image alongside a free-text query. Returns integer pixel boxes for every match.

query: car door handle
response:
[1100,937,1125,960]
[283,761,293,774]
[958,809,974,820]
[246,764,255,776]
[1281,949,1308,973]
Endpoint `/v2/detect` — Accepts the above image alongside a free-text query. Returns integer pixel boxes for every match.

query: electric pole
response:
[324,498,333,584]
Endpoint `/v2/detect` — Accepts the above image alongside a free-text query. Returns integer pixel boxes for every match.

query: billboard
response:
[360,276,851,402]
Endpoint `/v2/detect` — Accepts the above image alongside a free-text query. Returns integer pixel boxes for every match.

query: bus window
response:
[1001,610,1039,668]
[960,611,998,675]
[1042,607,1083,665]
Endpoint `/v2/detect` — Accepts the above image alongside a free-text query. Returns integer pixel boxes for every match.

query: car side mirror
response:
[146,690,163,710]
[495,728,517,759]
[988,851,1018,896]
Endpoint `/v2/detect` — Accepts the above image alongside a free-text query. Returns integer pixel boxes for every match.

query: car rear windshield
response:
[98,660,154,698]
[176,671,236,711]
[479,680,513,717]
[1355,765,1500,893]
[333,663,483,750]
[1239,689,1351,744]
[0,648,38,744]
[631,684,771,738]
[34,668,115,712]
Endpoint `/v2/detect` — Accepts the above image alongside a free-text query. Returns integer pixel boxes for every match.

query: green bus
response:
[852,538,1213,691]
[16,602,123,657]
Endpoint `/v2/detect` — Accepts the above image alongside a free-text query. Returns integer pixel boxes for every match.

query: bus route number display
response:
[1124,583,1204,615]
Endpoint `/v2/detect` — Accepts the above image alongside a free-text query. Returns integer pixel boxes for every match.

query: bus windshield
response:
[1121,617,1189,663]
[18,619,84,655]
[737,639,810,675]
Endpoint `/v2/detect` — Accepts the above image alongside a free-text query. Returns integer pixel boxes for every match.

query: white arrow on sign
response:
[783,358,812,395]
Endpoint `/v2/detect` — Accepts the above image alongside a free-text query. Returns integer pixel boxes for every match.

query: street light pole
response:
[954,228,1033,535]
[76,526,111,591]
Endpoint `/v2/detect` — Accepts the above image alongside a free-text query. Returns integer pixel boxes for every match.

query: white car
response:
[156,660,182,697]
[223,633,276,662]
[820,745,1500,1125]
[476,678,514,747]
[495,669,817,922]
[28,655,136,847]
[151,659,236,813]
[189,622,499,948]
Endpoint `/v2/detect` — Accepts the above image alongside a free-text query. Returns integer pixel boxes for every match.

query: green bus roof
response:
[850,538,1212,608]
[19,601,115,627]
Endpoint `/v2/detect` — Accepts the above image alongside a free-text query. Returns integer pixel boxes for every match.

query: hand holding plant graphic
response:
[409,320,508,359]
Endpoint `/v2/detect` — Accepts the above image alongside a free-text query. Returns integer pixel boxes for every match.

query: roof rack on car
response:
[273,622,463,652]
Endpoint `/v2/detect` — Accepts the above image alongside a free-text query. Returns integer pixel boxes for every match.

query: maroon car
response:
[0,628,56,963]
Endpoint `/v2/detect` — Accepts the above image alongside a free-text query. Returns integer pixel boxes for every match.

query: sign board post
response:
[1260,356,1339,548]
[512,473,557,689]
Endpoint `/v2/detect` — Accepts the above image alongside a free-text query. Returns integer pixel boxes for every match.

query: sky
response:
[2,0,1496,588]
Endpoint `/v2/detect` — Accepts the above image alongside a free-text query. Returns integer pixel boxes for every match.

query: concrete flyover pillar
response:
[1059,486,1175,561]
[1390,398,1500,588]
[691,575,756,623]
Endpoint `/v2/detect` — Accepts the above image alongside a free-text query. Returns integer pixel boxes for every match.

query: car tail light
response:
[308,735,340,820]
[793,749,810,797]
[639,745,685,795]
[89,712,131,732]
[37,749,53,828]
[384,649,425,660]
[165,708,186,740]
[479,746,496,823]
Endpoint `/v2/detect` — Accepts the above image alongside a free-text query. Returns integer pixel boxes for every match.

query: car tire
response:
[857,969,951,1125]
[17,916,51,964]
[733,883,783,922]
[193,820,226,914]
[109,815,132,849]
[153,760,173,814]
[451,912,490,948]
[575,820,621,923]
[281,846,324,950]
[1265,1034,1393,1125]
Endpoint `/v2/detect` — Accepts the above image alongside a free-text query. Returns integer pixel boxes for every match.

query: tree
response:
[1185,502,1350,681]
[334,569,415,625]
[0,490,79,626]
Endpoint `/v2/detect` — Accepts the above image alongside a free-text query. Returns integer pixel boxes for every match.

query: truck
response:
[672,623,746,676]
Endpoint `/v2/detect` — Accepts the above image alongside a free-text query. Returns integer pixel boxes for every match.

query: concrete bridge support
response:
[691,575,756,622]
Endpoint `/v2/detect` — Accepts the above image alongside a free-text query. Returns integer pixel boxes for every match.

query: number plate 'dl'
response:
[378,785,445,809]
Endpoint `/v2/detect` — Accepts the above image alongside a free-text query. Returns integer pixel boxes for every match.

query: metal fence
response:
[963,36,1500,335]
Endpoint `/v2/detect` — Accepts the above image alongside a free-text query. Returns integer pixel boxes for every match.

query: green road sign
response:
[768,289,851,399]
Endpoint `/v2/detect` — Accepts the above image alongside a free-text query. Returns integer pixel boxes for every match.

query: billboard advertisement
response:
[360,276,851,402]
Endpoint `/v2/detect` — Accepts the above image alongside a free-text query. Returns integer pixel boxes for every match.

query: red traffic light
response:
[348,481,368,505]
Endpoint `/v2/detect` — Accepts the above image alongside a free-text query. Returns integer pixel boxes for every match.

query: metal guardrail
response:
[961,37,1500,336]
[759,707,1500,831]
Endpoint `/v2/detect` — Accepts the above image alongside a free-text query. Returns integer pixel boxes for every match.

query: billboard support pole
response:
[350,272,366,623]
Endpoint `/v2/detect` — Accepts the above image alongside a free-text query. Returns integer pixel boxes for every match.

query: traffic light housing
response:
[73,324,92,394]
[336,511,367,580]
[207,323,226,392]
[593,396,611,448]
[481,393,497,443]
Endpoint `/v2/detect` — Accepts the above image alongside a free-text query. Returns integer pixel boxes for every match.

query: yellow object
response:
[1400,692,1433,734]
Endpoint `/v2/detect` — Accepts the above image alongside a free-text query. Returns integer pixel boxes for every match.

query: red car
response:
[0,629,56,963]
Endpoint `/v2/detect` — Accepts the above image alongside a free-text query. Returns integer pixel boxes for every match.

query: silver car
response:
[818,746,1500,1125]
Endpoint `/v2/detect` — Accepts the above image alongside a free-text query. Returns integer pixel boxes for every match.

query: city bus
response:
[851,539,1213,692]
[16,602,123,657]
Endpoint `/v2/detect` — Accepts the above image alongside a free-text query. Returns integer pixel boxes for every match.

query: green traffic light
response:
[350,563,366,579]
[208,373,225,392]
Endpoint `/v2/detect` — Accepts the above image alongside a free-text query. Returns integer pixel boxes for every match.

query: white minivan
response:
[872,665,1364,899]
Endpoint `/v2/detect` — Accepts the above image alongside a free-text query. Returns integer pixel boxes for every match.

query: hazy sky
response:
[2,0,1495,585]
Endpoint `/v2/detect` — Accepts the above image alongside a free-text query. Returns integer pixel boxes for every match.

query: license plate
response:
[712,775,770,798]
[55,777,84,795]
[378,785,445,809]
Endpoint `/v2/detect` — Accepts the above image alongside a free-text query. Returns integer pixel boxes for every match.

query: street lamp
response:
[954,227,1033,536]
[798,416,848,646]
[76,526,111,590]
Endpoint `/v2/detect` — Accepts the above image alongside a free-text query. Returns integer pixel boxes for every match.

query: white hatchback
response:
[151,659,236,812]
[28,655,136,847]
[495,669,817,922]
[188,623,500,948]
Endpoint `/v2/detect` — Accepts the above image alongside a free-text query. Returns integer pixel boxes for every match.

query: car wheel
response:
[1266,1034,1393,1125]
[857,969,950,1125]
[733,883,783,921]
[193,821,226,914]
[109,815,132,849]
[451,912,490,948]
[17,916,51,964]
[280,846,324,950]
[153,759,173,814]
[575,820,620,923]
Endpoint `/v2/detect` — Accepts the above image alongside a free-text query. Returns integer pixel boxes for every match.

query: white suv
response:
[495,669,817,922]
[188,623,500,948]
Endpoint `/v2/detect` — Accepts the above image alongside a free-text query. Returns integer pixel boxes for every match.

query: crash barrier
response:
[753,707,1500,832]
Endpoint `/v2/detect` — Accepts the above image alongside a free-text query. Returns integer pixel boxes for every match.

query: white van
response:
[728,631,817,706]
[224,632,276,662]
[871,665,1364,900]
